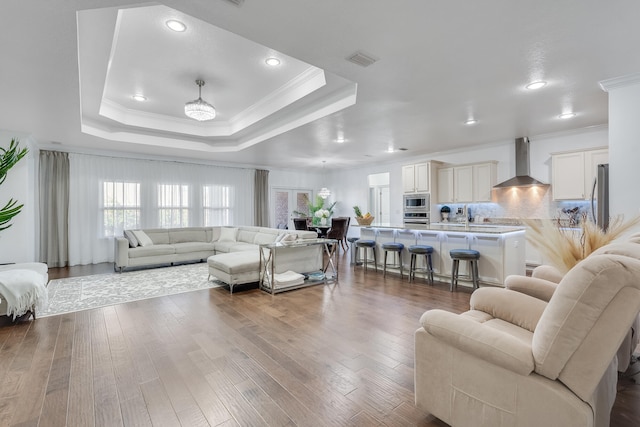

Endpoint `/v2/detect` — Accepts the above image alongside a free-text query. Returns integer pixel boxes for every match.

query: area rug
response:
[39,263,222,317]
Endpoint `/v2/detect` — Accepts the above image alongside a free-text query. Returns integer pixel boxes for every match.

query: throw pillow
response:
[281,233,298,242]
[219,227,238,242]
[132,230,154,247]
[123,230,139,248]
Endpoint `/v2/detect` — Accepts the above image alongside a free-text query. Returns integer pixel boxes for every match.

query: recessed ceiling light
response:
[465,118,477,125]
[132,94,147,102]
[559,112,576,119]
[265,57,281,66]
[166,20,186,32]
[386,147,395,153]
[525,80,547,90]
[335,137,345,143]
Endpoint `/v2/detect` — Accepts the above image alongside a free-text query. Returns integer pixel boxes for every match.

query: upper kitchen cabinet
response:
[402,161,441,194]
[437,162,496,203]
[473,162,497,202]
[552,147,608,200]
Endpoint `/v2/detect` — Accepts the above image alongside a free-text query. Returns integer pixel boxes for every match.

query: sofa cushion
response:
[129,244,175,258]
[123,230,139,247]
[208,252,260,274]
[145,229,171,244]
[132,230,154,247]
[237,229,257,243]
[173,242,216,254]
[214,241,256,253]
[170,228,208,243]
[219,227,238,242]
[253,232,278,245]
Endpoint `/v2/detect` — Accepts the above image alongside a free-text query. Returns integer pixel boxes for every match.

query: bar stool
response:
[450,249,480,291]
[354,239,377,272]
[381,242,404,278]
[348,237,360,265]
[408,245,434,284]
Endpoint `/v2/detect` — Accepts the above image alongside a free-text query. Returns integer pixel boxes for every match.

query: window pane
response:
[158,184,190,227]
[203,185,232,226]
[102,181,140,237]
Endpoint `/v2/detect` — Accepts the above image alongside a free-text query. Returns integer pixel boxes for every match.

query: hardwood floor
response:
[0,253,638,426]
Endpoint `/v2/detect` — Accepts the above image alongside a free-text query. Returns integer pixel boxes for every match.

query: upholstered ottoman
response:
[207,252,261,293]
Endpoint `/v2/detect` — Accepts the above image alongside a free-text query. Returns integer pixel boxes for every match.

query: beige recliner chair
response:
[415,241,640,427]
[506,263,640,373]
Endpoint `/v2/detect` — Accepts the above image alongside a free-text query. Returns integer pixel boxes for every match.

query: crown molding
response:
[599,72,640,92]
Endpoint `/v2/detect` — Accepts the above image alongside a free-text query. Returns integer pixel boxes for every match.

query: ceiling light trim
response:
[599,72,640,92]
[97,67,327,137]
[88,83,357,153]
[228,67,326,132]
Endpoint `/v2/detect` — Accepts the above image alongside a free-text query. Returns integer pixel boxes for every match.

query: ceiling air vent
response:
[347,51,378,67]
[223,0,245,7]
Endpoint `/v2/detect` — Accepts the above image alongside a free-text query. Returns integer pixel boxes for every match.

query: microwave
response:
[403,193,430,211]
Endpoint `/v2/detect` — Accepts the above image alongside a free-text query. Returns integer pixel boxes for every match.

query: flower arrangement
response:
[314,209,331,219]
[294,194,336,226]
[523,213,640,274]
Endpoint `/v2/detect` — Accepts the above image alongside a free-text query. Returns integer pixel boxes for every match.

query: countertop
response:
[356,223,526,234]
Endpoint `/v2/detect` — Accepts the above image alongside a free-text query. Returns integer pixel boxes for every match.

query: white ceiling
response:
[2,0,640,171]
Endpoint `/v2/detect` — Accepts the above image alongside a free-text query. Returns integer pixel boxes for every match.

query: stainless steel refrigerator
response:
[591,163,609,231]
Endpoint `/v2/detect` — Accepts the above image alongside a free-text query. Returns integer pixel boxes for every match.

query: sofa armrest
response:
[531,265,564,283]
[504,275,558,302]
[470,287,547,332]
[419,309,535,375]
[115,237,130,269]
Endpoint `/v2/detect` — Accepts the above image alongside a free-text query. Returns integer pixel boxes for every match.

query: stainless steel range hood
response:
[494,137,548,188]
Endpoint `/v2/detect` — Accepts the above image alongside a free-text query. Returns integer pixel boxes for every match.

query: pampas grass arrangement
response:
[523,214,640,274]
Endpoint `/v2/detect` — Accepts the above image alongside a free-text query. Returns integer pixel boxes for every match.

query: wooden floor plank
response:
[67,311,95,427]
[0,254,637,426]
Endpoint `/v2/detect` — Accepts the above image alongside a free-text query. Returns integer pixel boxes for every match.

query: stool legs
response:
[354,246,377,272]
[450,259,460,291]
[383,250,403,278]
[409,253,434,285]
[450,259,479,291]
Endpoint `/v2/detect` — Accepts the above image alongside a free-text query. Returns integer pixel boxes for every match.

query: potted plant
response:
[440,205,451,222]
[0,139,28,231]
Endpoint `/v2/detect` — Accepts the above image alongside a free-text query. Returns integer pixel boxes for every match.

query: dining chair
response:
[293,218,309,231]
[327,217,349,253]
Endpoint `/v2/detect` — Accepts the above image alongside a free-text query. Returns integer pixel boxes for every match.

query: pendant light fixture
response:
[184,79,216,121]
[318,160,331,199]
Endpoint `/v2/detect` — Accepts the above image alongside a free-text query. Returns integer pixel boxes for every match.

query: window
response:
[102,181,141,237]
[203,185,232,226]
[158,184,190,227]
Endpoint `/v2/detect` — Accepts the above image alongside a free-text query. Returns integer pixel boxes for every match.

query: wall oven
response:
[403,193,430,225]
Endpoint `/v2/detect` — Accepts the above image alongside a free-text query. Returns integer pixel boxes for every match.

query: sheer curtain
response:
[67,153,254,266]
[39,151,69,267]
[254,169,269,226]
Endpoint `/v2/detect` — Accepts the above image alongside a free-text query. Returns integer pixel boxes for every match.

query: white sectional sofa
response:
[115,226,323,292]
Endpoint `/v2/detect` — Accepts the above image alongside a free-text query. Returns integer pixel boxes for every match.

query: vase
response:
[320,217,327,226]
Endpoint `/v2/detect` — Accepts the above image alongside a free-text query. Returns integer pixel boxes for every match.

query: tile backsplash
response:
[436,185,594,225]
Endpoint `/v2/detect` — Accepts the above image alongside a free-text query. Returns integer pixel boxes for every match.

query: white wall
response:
[0,131,38,263]
[607,80,640,224]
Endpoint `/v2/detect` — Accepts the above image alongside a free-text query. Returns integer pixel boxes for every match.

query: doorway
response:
[368,172,390,225]
[271,188,313,230]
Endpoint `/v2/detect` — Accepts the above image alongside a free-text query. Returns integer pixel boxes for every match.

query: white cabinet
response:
[402,161,439,193]
[473,162,497,202]
[454,165,473,203]
[437,167,454,203]
[437,162,496,203]
[552,148,608,200]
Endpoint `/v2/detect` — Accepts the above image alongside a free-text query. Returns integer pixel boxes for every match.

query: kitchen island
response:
[356,223,526,287]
